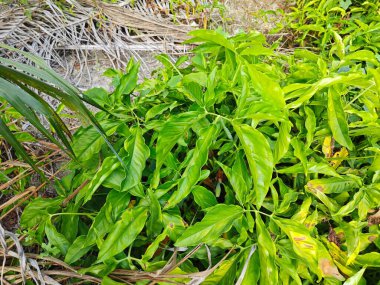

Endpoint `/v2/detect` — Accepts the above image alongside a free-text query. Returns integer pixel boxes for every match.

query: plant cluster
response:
[283,0,380,56]
[13,27,380,284]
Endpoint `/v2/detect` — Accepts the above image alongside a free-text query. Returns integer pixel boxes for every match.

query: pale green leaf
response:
[175,204,243,247]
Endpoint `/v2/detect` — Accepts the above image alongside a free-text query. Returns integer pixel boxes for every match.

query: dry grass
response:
[0,0,222,88]
[225,0,290,33]
[0,230,233,284]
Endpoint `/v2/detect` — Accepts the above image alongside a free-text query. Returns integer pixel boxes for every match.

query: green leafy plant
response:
[283,0,380,56]
[18,29,380,284]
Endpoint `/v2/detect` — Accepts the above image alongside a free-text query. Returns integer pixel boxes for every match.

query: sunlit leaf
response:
[234,124,273,209]
[256,213,278,284]
[175,204,243,247]
[327,87,353,150]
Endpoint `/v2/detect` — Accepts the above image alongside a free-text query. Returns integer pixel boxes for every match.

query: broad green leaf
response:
[332,31,345,59]
[343,268,365,285]
[65,190,130,264]
[113,60,139,103]
[339,0,352,10]
[287,73,363,109]
[217,151,249,205]
[187,29,235,51]
[291,138,308,174]
[356,252,380,267]
[297,24,325,32]
[183,72,208,87]
[83,87,111,108]
[236,68,250,116]
[203,256,238,285]
[80,157,121,203]
[278,162,340,177]
[98,206,148,262]
[306,186,341,213]
[175,204,243,247]
[238,101,286,122]
[274,121,292,163]
[142,229,168,262]
[256,213,278,285]
[45,220,70,255]
[72,126,104,162]
[65,236,91,264]
[291,197,312,223]
[304,106,316,148]
[345,50,379,66]
[145,102,178,121]
[61,203,79,243]
[277,255,302,285]
[234,124,274,209]
[87,190,130,243]
[241,45,274,56]
[147,188,163,236]
[122,128,150,191]
[306,176,361,194]
[327,87,353,150]
[333,190,365,220]
[154,111,204,186]
[192,186,218,209]
[163,212,186,241]
[181,82,204,105]
[341,222,361,265]
[240,247,260,285]
[247,65,285,109]
[21,198,62,228]
[275,191,298,214]
[166,124,218,208]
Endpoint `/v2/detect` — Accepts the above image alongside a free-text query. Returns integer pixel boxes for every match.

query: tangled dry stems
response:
[0,225,232,284]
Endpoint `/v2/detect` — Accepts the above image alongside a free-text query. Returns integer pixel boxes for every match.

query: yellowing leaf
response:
[331,147,349,169]
[273,217,320,278]
[322,136,334,158]
[306,176,361,194]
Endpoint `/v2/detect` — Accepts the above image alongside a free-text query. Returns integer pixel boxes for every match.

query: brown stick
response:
[61,180,89,208]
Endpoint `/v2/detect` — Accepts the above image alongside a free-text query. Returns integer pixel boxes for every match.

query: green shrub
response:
[284,0,380,56]
[20,30,380,284]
